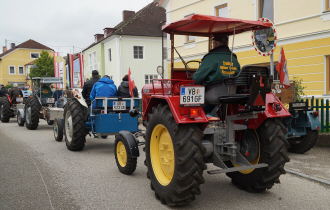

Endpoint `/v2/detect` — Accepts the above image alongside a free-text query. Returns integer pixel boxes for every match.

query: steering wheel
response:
[185,60,202,79]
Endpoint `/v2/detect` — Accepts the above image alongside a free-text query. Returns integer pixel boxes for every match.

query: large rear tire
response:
[64,99,87,151]
[145,104,205,206]
[288,130,318,154]
[227,119,289,193]
[25,97,41,130]
[0,97,11,123]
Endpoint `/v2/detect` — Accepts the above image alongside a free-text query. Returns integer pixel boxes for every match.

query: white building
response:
[83,2,166,92]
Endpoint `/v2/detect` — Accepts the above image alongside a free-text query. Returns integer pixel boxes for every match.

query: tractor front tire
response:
[227,119,289,193]
[114,135,137,175]
[25,97,41,130]
[64,99,86,151]
[17,111,25,126]
[0,97,11,123]
[288,130,318,154]
[53,118,64,142]
[145,104,205,206]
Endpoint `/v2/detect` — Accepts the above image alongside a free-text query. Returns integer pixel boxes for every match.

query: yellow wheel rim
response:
[116,141,127,167]
[150,124,175,186]
[234,130,260,174]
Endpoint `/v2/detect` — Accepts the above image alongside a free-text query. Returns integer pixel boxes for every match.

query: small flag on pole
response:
[276,47,290,88]
[128,68,136,97]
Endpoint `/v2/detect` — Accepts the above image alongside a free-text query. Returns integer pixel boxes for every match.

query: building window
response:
[215,3,228,17]
[134,46,143,59]
[108,48,112,61]
[145,74,158,84]
[18,66,24,75]
[326,0,330,11]
[31,53,40,59]
[258,0,274,22]
[9,66,15,74]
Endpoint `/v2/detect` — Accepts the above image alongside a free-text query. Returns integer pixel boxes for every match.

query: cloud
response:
[0,0,153,54]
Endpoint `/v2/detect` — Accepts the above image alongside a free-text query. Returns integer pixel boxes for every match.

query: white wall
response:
[103,35,163,92]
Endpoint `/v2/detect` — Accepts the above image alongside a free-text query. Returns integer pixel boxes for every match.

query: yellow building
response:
[0,39,54,86]
[160,0,330,96]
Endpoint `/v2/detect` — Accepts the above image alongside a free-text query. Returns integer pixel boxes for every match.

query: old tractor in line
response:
[0,88,31,123]
[17,77,64,130]
[276,86,321,154]
[114,14,291,206]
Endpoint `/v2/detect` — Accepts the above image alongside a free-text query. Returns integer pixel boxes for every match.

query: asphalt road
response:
[1,119,330,210]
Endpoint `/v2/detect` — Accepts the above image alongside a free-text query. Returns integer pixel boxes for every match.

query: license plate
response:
[46,98,55,103]
[16,97,23,103]
[180,86,205,105]
[113,101,126,111]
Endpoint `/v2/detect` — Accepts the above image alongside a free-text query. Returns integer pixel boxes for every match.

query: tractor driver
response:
[192,34,241,105]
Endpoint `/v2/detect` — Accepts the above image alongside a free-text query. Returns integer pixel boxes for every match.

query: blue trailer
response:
[63,96,141,174]
[283,101,321,154]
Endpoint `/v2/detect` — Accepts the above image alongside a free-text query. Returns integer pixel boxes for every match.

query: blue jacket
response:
[90,78,117,103]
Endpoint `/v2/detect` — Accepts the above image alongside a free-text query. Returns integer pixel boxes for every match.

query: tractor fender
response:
[116,131,139,157]
[306,110,321,131]
[248,93,291,129]
[143,96,208,124]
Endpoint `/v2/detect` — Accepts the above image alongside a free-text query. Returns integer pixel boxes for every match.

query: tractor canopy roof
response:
[162,14,272,36]
[31,77,63,84]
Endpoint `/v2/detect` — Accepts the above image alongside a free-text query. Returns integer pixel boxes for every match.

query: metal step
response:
[207,163,268,175]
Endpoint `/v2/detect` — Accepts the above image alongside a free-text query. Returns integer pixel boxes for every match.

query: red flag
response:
[276,47,290,88]
[128,68,136,97]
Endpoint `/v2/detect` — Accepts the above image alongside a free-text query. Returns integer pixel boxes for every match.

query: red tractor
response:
[116,15,290,206]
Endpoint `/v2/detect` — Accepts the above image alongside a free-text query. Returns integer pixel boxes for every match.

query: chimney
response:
[10,43,15,49]
[94,34,104,43]
[123,10,135,21]
[2,46,7,53]
[103,28,116,37]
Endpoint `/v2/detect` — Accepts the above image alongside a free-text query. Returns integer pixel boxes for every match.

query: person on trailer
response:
[90,75,117,107]
[192,34,241,106]
[117,74,139,98]
[82,70,100,106]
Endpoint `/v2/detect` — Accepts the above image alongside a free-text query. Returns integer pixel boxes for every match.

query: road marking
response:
[285,168,330,186]
[30,157,55,210]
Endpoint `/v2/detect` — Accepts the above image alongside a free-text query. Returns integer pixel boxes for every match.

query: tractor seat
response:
[217,94,249,104]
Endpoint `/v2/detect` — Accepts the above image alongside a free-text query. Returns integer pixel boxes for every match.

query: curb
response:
[285,168,330,186]
[317,134,330,147]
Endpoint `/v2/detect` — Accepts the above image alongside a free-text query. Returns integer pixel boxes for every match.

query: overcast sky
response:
[0,0,153,55]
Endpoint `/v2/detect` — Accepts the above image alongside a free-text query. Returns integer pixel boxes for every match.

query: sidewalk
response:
[317,134,330,147]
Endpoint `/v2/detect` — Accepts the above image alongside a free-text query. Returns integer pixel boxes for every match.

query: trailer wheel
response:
[25,97,41,130]
[53,119,64,142]
[114,135,137,175]
[288,130,318,154]
[145,104,205,206]
[0,97,11,123]
[17,111,25,126]
[64,99,86,151]
[227,119,289,193]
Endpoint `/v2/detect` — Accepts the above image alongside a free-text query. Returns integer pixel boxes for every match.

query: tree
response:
[29,51,54,78]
